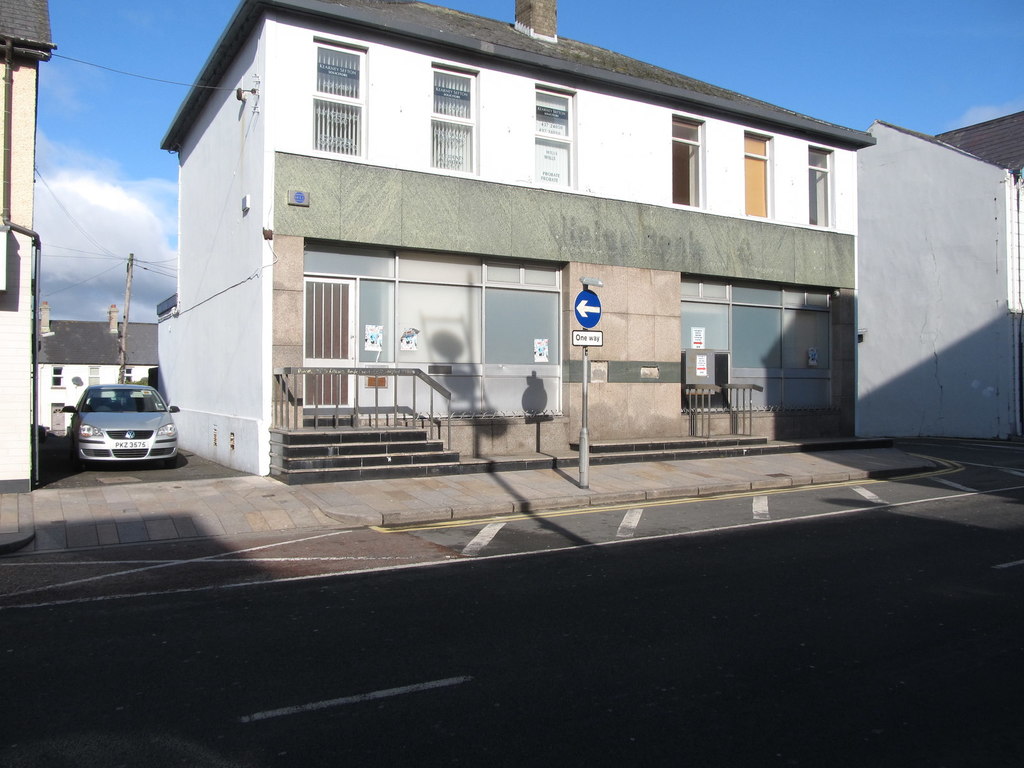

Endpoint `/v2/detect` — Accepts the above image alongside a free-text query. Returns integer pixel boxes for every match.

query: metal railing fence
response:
[272,367,452,448]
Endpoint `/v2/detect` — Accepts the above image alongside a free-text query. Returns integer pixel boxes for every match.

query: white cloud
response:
[34,133,178,324]
[945,98,1024,132]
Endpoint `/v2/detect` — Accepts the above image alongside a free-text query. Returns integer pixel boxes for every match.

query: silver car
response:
[64,385,180,469]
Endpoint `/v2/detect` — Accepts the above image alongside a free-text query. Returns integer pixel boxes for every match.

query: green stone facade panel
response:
[274,153,855,288]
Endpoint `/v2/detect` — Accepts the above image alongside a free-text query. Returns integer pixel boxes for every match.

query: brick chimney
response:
[515,0,557,41]
[39,301,52,335]
[108,304,119,334]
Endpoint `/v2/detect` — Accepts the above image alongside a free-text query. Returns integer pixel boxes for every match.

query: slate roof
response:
[936,111,1024,172]
[39,321,159,367]
[164,0,872,152]
[0,0,54,51]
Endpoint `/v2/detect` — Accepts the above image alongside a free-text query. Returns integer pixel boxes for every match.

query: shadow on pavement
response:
[36,433,249,490]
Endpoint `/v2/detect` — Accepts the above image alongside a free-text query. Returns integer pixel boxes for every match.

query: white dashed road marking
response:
[851,486,886,505]
[935,478,977,493]
[462,523,505,557]
[752,496,770,520]
[616,508,644,538]
[993,558,1024,570]
[238,676,474,723]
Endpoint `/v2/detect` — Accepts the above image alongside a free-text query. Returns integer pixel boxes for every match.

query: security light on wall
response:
[580,276,603,288]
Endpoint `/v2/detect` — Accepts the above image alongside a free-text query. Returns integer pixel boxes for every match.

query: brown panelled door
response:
[304,279,355,406]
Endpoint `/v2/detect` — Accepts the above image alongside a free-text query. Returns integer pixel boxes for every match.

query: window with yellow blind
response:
[744,134,769,217]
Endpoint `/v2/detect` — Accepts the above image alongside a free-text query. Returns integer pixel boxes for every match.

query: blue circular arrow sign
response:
[574,289,602,329]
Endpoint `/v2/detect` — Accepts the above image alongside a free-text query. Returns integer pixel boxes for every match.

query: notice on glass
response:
[400,328,419,352]
[534,338,549,363]
[691,327,705,349]
[364,324,383,352]
[695,354,708,377]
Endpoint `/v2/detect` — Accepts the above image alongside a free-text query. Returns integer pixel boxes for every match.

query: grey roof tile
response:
[39,321,159,367]
[0,0,54,49]
[936,111,1024,172]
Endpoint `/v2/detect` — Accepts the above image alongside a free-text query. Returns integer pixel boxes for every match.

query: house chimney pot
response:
[108,304,119,334]
[515,0,557,41]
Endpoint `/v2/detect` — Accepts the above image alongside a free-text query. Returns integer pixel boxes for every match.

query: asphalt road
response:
[2,438,1023,766]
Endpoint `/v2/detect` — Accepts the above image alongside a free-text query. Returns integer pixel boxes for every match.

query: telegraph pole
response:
[117,253,134,384]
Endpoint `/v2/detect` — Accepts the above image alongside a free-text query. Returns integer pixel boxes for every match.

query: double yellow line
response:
[375,452,960,534]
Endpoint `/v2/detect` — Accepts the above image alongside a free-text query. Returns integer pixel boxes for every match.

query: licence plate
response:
[114,441,148,449]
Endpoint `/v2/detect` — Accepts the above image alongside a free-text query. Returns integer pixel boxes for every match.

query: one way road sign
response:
[574,289,602,329]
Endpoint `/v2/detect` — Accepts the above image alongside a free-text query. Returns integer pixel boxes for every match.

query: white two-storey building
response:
[159,0,873,478]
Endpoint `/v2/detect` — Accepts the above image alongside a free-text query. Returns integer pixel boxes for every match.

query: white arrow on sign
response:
[576,299,601,318]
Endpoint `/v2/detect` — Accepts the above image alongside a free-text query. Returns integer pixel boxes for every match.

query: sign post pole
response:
[574,278,603,489]
[580,345,590,488]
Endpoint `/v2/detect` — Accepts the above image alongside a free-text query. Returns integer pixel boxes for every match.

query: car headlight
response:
[157,423,177,438]
[79,424,102,439]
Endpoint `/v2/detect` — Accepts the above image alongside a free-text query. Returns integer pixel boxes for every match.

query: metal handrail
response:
[685,383,765,437]
[684,385,720,437]
[722,384,764,436]
[272,367,452,448]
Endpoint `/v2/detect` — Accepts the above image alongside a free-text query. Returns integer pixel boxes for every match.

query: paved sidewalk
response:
[0,444,937,555]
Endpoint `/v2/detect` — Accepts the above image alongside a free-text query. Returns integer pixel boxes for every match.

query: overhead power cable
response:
[52,53,236,91]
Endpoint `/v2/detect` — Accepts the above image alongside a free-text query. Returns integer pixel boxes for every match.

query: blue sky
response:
[35,0,1024,322]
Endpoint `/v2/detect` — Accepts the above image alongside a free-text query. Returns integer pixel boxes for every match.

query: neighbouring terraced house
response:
[0,0,53,491]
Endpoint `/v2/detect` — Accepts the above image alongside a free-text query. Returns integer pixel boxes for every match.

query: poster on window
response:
[536,108,568,136]
[534,339,549,363]
[691,327,705,349]
[364,325,383,352]
[695,354,708,377]
[536,139,569,186]
[400,328,420,352]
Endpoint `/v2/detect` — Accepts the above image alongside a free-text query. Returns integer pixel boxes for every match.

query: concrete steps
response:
[270,427,894,485]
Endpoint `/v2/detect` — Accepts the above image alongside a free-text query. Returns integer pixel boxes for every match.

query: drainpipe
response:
[3,38,45,487]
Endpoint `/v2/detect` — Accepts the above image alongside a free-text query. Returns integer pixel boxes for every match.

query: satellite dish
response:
[72,377,84,386]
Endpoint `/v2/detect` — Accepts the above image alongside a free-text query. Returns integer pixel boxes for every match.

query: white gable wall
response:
[159,27,273,474]
[858,122,1018,437]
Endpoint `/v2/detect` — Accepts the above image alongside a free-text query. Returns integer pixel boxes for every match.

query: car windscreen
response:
[83,389,168,413]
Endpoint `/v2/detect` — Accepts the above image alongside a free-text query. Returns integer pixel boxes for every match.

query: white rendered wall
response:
[264,17,859,235]
[857,122,1016,438]
[159,29,273,474]
[0,61,39,491]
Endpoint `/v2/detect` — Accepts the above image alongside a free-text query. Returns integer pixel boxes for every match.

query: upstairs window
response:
[431,69,476,173]
[808,148,831,227]
[672,117,702,206]
[51,366,63,388]
[314,46,364,156]
[535,89,572,187]
[744,133,770,217]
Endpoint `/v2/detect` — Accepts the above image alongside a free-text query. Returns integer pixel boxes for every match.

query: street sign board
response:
[572,330,604,347]
[574,289,602,328]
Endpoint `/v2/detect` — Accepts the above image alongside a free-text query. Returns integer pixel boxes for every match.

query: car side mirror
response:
[61,405,77,414]
[169,405,180,413]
